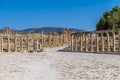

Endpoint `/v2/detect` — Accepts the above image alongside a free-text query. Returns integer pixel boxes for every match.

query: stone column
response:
[75,35,78,51]
[58,35,61,46]
[61,34,63,46]
[63,29,69,45]
[96,33,99,52]
[118,30,120,51]
[53,33,55,47]
[56,34,58,46]
[60,34,62,46]
[90,33,93,52]
[8,35,10,52]
[85,33,88,51]
[63,32,65,44]
[55,33,58,46]
[14,35,17,52]
[101,33,104,51]
[53,32,57,47]
[41,32,43,48]
[80,34,83,51]
[36,39,39,50]
[71,34,74,51]
[27,35,29,51]
[31,38,34,51]
[20,36,23,51]
[113,32,116,51]
[48,32,51,47]
[107,33,110,51]
[66,32,69,46]
[68,32,70,47]
[1,35,3,52]
[39,39,41,49]
[69,34,72,49]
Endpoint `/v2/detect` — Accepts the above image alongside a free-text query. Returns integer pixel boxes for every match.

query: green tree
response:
[96,6,120,30]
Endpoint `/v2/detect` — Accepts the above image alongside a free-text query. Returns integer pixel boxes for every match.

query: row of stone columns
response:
[70,31,118,52]
[47,32,69,48]
[31,28,69,48]
[0,35,11,52]
[0,29,69,53]
[0,35,32,52]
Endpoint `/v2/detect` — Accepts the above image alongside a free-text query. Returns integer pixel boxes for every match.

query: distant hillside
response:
[11,27,83,34]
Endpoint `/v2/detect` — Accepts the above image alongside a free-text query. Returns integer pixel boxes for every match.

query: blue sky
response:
[0,0,119,31]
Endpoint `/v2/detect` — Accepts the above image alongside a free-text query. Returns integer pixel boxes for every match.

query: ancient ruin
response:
[0,27,120,53]
[0,27,69,53]
[68,29,120,52]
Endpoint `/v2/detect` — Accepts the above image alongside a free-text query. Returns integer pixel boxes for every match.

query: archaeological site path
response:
[0,46,120,80]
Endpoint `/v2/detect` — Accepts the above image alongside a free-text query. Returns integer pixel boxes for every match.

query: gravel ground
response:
[0,47,120,80]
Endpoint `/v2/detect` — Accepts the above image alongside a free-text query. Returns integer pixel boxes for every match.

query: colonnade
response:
[69,30,120,52]
[0,28,69,53]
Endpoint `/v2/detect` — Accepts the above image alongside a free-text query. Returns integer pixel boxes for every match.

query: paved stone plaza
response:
[0,47,120,80]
